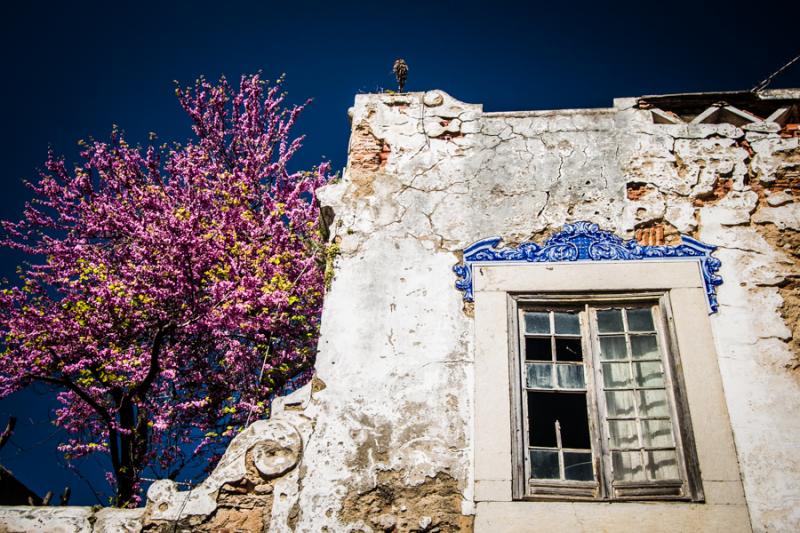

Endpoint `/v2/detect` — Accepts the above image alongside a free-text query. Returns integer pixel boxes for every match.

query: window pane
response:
[641,419,674,448]
[527,363,553,389]
[554,312,580,335]
[522,301,687,492]
[530,449,559,479]
[558,394,592,449]
[631,335,659,359]
[608,419,639,449]
[525,337,552,361]
[599,336,627,360]
[634,362,665,388]
[564,452,594,481]
[605,390,636,417]
[528,391,591,449]
[646,450,680,480]
[638,389,670,418]
[597,309,624,333]
[627,308,655,331]
[612,451,646,481]
[525,312,551,334]
[602,362,632,388]
[555,337,582,361]
[556,364,585,389]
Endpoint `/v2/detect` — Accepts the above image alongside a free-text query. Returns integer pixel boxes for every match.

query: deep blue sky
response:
[1,0,798,506]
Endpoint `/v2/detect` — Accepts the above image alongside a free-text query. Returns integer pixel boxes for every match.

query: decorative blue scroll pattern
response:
[453,221,723,312]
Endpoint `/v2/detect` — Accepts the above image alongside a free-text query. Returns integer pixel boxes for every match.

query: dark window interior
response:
[555,337,582,361]
[528,391,591,448]
[525,337,552,361]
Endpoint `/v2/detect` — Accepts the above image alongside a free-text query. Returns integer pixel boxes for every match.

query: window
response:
[512,294,703,501]
[472,260,748,528]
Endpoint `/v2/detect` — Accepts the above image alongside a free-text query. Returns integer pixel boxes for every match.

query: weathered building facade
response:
[0,89,798,532]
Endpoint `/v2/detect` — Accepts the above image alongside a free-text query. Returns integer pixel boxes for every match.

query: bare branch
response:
[59,487,71,506]
[0,416,17,451]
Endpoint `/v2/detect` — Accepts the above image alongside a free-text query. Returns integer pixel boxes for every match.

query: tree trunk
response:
[115,399,138,507]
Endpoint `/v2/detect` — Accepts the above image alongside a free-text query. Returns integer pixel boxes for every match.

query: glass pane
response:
[554,312,580,335]
[555,337,583,361]
[527,363,553,389]
[641,419,674,448]
[608,419,639,449]
[638,389,670,418]
[646,450,680,480]
[631,335,659,359]
[564,452,594,481]
[525,337,552,361]
[599,336,627,360]
[556,364,585,389]
[525,312,551,334]
[597,309,624,333]
[612,451,646,481]
[602,362,632,388]
[627,308,655,331]
[634,362,665,388]
[530,449,559,479]
[605,390,636,417]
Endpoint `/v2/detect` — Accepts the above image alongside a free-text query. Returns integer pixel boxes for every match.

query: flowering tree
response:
[0,75,329,506]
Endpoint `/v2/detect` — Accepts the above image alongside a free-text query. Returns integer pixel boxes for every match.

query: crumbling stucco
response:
[0,89,797,532]
[313,89,800,532]
[340,471,472,533]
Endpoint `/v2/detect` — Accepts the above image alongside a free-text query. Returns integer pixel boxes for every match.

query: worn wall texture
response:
[0,89,797,532]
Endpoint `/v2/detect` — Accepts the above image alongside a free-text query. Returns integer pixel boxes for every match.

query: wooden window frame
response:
[508,291,704,503]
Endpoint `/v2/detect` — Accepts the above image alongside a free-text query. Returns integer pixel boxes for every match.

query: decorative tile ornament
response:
[453,221,723,312]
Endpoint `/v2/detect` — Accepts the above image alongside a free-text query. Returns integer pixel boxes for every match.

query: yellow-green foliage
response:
[323,242,340,290]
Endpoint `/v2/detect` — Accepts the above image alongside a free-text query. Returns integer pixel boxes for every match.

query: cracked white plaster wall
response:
[621,104,799,532]
[308,90,799,532]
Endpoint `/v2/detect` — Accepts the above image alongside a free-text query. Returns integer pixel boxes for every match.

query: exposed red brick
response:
[349,125,390,173]
[347,124,392,198]
[693,177,733,206]
[781,123,800,138]
[626,182,650,200]
[635,222,680,246]
[378,140,391,165]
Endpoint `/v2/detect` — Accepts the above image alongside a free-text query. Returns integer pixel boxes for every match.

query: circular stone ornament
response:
[251,432,302,478]
[423,91,444,107]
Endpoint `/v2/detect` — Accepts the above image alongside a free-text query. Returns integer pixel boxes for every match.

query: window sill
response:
[524,479,698,502]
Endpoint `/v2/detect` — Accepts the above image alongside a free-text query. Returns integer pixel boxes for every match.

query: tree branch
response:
[0,417,16,451]
[30,374,123,479]
[30,375,112,426]
[131,325,171,401]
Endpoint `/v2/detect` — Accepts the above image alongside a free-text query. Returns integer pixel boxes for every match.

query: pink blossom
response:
[0,74,330,506]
